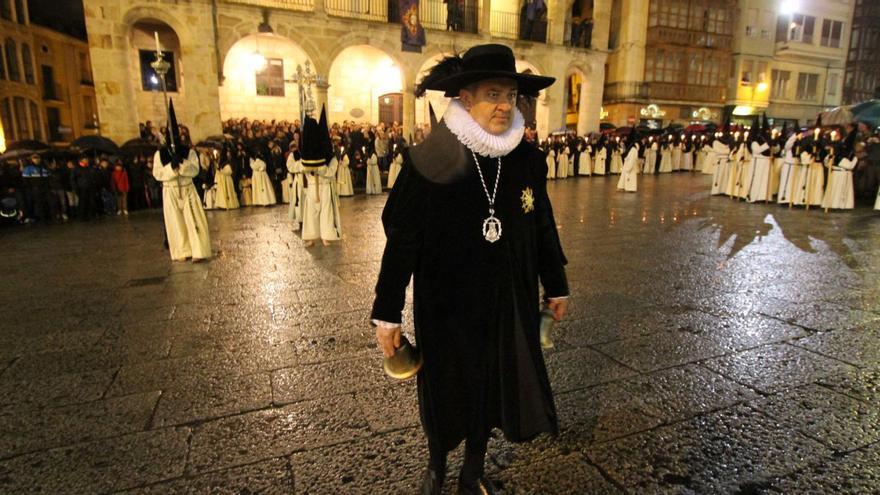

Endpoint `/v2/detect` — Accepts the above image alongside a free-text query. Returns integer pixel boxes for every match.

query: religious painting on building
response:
[138,49,177,92]
[400,0,425,53]
[256,58,285,97]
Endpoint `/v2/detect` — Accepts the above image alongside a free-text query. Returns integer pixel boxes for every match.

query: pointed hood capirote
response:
[415,44,555,98]
[300,105,333,171]
[160,98,190,165]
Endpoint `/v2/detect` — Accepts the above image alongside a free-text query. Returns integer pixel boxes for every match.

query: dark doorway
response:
[378,92,403,125]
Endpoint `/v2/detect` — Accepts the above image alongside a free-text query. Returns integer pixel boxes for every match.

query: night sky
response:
[27,0,87,40]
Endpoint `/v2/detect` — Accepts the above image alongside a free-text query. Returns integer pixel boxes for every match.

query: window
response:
[740,60,754,85]
[21,43,33,84]
[5,38,19,82]
[789,14,816,44]
[78,51,92,84]
[771,69,790,98]
[28,100,41,141]
[745,8,758,37]
[796,72,819,100]
[256,58,284,97]
[41,65,57,100]
[0,0,11,21]
[138,49,177,92]
[14,0,24,23]
[827,73,838,95]
[82,95,96,127]
[821,19,843,48]
[0,98,12,141]
[13,96,28,138]
[757,61,768,84]
[608,0,621,49]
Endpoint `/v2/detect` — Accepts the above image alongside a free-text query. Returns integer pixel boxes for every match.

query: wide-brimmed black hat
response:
[415,44,555,98]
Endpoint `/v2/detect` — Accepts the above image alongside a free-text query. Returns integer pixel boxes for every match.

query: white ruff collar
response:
[443,99,524,158]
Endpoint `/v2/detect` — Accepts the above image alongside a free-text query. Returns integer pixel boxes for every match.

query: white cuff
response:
[371,319,401,329]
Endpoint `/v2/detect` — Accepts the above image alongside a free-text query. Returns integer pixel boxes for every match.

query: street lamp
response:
[779,0,800,16]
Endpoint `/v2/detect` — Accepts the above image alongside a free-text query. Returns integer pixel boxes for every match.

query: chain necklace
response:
[471,150,502,243]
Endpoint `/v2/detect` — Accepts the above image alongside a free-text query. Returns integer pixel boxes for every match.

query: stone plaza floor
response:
[0,172,879,494]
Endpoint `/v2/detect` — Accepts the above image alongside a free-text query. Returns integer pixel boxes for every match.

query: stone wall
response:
[84,0,608,143]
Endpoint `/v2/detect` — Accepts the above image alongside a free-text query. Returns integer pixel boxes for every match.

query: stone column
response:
[577,63,603,134]
[480,0,492,37]
[314,81,330,115]
[547,0,567,45]
[402,88,416,143]
[591,0,611,50]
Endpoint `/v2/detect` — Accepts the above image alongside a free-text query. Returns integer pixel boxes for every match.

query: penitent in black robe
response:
[371,121,568,452]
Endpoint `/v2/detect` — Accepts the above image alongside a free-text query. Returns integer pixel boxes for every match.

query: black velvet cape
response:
[371,123,569,452]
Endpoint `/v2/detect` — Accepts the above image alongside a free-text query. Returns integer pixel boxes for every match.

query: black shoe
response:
[457,476,497,495]
[420,468,444,495]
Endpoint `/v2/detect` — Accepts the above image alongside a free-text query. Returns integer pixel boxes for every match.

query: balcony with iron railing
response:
[647,26,732,50]
[221,0,551,43]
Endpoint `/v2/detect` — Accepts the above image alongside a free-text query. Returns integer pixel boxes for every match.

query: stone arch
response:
[218,33,315,122]
[515,59,550,137]
[413,51,455,128]
[216,20,325,85]
[327,44,405,125]
[326,34,411,89]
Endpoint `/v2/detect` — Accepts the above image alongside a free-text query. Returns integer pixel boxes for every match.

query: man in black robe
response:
[371,44,568,495]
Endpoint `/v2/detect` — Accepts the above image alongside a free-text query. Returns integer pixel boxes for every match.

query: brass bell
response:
[539,308,556,349]
[383,335,423,380]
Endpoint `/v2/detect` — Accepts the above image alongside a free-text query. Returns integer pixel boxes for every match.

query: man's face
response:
[459,78,518,135]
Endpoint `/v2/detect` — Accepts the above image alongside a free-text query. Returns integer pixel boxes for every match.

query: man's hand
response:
[376,325,402,358]
[547,298,568,322]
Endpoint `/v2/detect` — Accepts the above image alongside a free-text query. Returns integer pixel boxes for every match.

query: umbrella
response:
[685,124,706,133]
[599,123,616,131]
[204,135,228,144]
[7,139,50,153]
[71,135,119,155]
[120,138,157,157]
[195,140,223,150]
[850,99,880,127]
[820,106,853,126]
[0,149,38,161]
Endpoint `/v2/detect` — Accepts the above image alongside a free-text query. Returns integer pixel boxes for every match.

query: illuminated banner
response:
[400,0,425,52]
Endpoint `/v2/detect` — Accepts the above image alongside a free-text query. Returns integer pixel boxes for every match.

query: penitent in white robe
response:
[556,151,569,179]
[777,136,798,204]
[682,148,694,171]
[287,155,305,229]
[281,174,292,203]
[567,151,576,176]
[746,142,772,203]
[215,164,240,210]
[610,148,623,174]
[822,157,857,210]
[545,150,556,179]
[386,153,403,189]
[645,143,658,174]
[578,147,592,176]
[875,184,880,210]
[250,158,277,206]
[792,152,823,206]
[338,154,354,196]
[593,147,606,175]
[699,146,713,174]
[709,141,731,195]
[672,144,682,171]
[616,144,639,192]
[152,150,212,261]
[302,158,342,242]
[366,153,383,195]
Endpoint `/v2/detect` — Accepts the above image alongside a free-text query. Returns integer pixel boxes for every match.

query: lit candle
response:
[154,31,161,53]
[814,128,820,140]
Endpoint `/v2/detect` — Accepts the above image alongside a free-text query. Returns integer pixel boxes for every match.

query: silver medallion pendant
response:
[482,209,502,243]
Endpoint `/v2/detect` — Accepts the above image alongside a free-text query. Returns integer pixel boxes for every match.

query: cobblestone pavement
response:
[0,173,879,494]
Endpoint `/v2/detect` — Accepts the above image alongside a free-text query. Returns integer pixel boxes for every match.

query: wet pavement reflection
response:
[0,173,878,493]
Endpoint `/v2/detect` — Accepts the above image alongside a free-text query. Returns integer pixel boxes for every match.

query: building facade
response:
[843,0,880,104]
[764,0,855,126]
[81,0,616,145]
[602,0,737,128]
[0,0,98,147]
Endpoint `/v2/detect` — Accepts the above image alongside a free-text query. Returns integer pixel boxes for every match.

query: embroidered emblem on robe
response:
[521,187,535,213]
